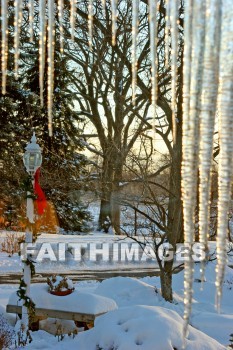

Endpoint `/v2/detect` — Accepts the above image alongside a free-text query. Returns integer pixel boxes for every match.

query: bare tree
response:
[120,141,181,302]
[65,1,171,234]
[63,0,184,300]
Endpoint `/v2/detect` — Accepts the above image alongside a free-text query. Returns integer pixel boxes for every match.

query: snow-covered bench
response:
[6,284,117,330]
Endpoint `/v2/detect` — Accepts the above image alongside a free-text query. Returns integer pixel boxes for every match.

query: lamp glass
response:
[23,151,42,174]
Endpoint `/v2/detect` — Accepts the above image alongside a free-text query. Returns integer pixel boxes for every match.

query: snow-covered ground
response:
[0,230,233,349]
[0,262,233,349]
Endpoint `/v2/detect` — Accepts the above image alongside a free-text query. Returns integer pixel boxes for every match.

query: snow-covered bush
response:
[0,232,24,257]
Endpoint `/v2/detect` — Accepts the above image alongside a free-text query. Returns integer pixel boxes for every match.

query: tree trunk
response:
[111,193,121,234]
[160,261,173,302]
[98,154,114,232]
[98,198,111,232]
[167,127,183,246]
[110,155,123,235]
[111,180,121,235]
[98,145,123,234]
[160,112,183,301]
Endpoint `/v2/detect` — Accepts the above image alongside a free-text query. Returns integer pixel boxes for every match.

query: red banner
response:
[34,168,47,215]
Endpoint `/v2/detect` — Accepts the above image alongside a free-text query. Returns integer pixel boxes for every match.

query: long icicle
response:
[165,0,170,68]
[148,0,158,139]
[1,0,8,94]
[70,0,76,40]
[58,0,64,53]
[182,0,206,342]
[88,0,94,49]
[199,0,221,287]
[169,0,179,144]
[111,0,118,46]
[39,0,46,107]
[132,0,139,105]
[181,1,195,338]
[101,0,106,12]
[181,0,192,199]
[47,0,55,136]
[215,0,233,312]
[14,0,23,79]
[28,0,34,42]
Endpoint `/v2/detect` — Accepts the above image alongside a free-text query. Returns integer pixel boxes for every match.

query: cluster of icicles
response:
[1,0,233,345]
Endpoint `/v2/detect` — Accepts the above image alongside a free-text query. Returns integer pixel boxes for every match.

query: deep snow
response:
[0,262,232,349]
[0,230,233,349]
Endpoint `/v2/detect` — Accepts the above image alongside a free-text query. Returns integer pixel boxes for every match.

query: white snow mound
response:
[95,276,161,307]
[75,305,226,350]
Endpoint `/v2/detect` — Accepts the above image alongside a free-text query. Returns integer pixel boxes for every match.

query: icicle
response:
[182,0,192,236]
[28,0,34,42]
[165,0,171,68]
[215,0,233,312]
[148,0,158,139]
[1,0,8,94]
[101,0,106,13]
[132,0,139,105]
[58,0,64,53]
[88,0,94,49]
[70,0,76,40]
[47,0,55,136]
[111,0,118,46]
[169,0,179,144]
[182,0,206,341]
[14,0,23,79]
[39,0,46,107]
[182,0,193,168]
[199,0,221,287]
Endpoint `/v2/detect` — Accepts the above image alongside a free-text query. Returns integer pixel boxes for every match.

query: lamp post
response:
[21,132,42,334]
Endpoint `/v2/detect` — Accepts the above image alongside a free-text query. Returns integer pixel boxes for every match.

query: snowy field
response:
[0,231,157,274]
[0,230,233,274]
[0,262,233,349]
